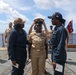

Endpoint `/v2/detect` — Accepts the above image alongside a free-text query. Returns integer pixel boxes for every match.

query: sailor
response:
[48,12,67,75]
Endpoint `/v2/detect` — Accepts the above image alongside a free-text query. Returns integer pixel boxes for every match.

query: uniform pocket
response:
[50,31,57,44]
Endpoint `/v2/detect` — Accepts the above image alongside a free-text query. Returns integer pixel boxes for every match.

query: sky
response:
[0,0,76,33]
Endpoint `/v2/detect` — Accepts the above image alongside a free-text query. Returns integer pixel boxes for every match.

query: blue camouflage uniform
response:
[8,29,28,75]
[50,23,67,75]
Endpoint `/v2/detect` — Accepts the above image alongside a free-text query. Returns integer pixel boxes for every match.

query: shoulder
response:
[10,29,17,35]
[11,29,16,33]
[58,26,67,36]
[41,32,47,38]
[59,26,66,32]
[41,31,46,35]
[29,31,36,37]
[22,29,27,34]
[5,29,9,32]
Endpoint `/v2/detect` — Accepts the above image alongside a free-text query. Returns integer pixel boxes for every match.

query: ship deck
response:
[0,47,76,75]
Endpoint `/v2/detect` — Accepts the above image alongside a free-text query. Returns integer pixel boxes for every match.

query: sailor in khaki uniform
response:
[28,19,48,75]
[4,22,13,47]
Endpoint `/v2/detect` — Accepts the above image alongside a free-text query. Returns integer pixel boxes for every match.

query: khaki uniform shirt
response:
[29,31,47,51]
[5,28,13,43]
[47,30,52,41]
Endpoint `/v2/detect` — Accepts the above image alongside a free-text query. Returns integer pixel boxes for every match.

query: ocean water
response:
[0,33,76,47]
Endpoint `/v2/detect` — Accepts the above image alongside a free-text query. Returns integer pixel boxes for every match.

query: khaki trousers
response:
[31,49,46,75]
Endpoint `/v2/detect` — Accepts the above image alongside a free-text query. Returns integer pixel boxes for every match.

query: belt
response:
[32,48,45,52]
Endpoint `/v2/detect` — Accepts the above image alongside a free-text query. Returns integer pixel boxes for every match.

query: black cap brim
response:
[48,16,55,19]
[35,23,42,26]
[48,16,52,19]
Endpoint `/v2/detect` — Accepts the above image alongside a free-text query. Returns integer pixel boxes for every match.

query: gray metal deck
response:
[0,47,76,75]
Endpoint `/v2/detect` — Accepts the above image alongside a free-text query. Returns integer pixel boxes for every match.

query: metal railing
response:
[0,33,76,47]
[0,34,5,47]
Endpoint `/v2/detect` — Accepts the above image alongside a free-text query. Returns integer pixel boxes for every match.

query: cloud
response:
[34,13,45,19]
[0,20,6,23]
[54,0,76,12]
[19,7,32,11]
[3,0,33,11]
[33,0,54,9]
[33,0,76,12]
[65,13,76,22]
[0,0,29,22]
[2,0,20,9]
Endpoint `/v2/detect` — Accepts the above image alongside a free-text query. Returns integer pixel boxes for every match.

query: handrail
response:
[67,45,76,48]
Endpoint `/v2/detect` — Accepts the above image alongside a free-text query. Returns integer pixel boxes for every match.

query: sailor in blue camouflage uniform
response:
[8,18,28,75]
[48,12,68,75]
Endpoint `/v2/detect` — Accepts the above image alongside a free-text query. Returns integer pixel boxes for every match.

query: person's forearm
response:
[43,23,48,34]
[5,36,7,43]
[29,26,33,34]
[45,44,48,59]
[28,44,32,58]
[29,22,35,34]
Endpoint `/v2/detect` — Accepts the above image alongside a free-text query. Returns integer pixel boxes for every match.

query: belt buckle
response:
[37,49,40,51]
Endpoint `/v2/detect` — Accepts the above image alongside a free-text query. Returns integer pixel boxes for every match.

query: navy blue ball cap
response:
[48,12,63,19]
[48,12,65,23]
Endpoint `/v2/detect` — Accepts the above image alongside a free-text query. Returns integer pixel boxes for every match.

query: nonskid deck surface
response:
[0,47,76,75]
